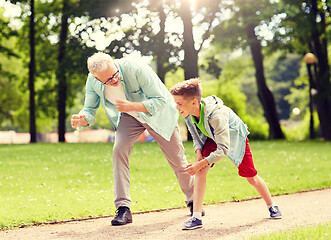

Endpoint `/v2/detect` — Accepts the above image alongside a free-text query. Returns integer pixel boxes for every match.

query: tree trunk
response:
[155,4,167,83]
[179,0,199,80]
[57,0,69,142]
[179,0,199,141]
[246,25,285,139]
[310,0,331,140]
[29,0,36,143]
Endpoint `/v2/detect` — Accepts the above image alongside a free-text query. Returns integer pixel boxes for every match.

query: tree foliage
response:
[1,0,330,141]
[4,0,117,135]
[212,0,285,139]
[274,0,331,140]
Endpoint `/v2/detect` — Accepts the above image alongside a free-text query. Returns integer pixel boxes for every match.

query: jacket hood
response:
[201,95,224,117]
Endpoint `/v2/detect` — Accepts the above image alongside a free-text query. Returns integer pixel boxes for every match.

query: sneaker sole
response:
[111,219,133,226]
[182,225,203,230]
[270,216,282,219]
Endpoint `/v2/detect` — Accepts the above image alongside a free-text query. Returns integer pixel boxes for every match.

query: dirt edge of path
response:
[9,187,329,230]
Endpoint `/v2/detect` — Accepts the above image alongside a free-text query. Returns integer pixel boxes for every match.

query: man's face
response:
[173,95,195,118]
[93,62,121,86]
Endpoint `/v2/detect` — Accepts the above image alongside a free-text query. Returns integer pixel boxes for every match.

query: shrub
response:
[284,111,320,141]
[242,114,269,140]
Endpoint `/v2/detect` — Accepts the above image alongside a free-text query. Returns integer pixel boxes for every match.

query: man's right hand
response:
[71,114,88,129]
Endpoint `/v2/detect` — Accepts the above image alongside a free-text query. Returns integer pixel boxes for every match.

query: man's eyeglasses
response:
[95,68,119,85]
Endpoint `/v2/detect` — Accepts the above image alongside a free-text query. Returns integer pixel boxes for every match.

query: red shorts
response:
[202,137,257,178]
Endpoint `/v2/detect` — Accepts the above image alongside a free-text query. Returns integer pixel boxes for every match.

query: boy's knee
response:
[196,167,209,178]
[246,176,258,185]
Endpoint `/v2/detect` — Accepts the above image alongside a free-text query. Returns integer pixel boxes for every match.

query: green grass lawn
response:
[250,221,331,240]
[0,141,330,230]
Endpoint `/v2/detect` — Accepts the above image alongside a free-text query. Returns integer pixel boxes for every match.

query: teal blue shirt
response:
[78,58,179,141]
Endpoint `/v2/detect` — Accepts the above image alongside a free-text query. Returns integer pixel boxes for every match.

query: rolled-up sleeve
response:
[136,63,167,116]
[77,76,100,130]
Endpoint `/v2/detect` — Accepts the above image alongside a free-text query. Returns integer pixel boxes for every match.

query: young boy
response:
[170,78,282,230]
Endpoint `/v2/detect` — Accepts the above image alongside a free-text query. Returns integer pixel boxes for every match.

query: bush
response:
[284,111,320,141]
[242,114,269,140]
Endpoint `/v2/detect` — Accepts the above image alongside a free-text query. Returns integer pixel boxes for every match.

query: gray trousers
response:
[112,113,194,209]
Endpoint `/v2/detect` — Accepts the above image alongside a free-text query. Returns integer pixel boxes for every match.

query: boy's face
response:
[173,95,196,118]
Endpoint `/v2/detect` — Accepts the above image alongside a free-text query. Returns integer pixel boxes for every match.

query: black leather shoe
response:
[188,202,205,216]
[111,206,133,226]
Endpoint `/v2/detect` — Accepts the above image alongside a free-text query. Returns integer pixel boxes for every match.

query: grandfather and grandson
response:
[72,52,281,230]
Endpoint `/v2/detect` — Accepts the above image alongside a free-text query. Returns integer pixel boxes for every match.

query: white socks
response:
[193,212,202,220]
[267,202,276,209]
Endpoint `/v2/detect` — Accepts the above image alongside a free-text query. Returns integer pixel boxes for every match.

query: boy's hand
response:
[71,114,87,128]
[185,159,209,176]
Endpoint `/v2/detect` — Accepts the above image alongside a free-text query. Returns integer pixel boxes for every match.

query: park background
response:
[0,0,330,142]
[0,0,330,238]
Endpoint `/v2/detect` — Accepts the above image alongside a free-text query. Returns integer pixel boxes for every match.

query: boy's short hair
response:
[170,78,202,102]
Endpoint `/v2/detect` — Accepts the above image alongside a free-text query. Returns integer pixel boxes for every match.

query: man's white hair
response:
[87,52,113,73]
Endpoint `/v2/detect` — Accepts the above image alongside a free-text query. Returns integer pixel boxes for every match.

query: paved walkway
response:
[1,189,330,240]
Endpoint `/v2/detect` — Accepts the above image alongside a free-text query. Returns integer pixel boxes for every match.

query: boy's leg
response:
[238,139,273,205]
[193,137,216,214]
[113,113,146,209]
[183,138,215,230]
[144,124,194,204]
[193,165,210,213]
[246,175,273,206]
[246,175,282,218]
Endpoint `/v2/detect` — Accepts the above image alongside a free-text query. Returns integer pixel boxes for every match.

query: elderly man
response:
[71,52,194,225]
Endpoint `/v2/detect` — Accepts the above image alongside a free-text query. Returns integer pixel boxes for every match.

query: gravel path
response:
[1,188,330,240]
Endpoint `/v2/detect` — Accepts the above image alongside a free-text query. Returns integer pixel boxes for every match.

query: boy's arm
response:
[204,110,230,165]
[195,149,203,162]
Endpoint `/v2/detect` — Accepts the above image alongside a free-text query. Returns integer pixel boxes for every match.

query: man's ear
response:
[192,98,198,106]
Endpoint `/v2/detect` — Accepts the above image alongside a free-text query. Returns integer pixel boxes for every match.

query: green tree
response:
[114,0,179,83]
[56,0,121,142]
[8,0,37,142]
[29,0,36,142]
[265,53,301,119]
[95,0,221,82]
[5,0,120,141]
[213,0,285,139]
[273,0,331,140]
[176,0,220,80]
[0,8,25,131]
[56,0,123,142]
